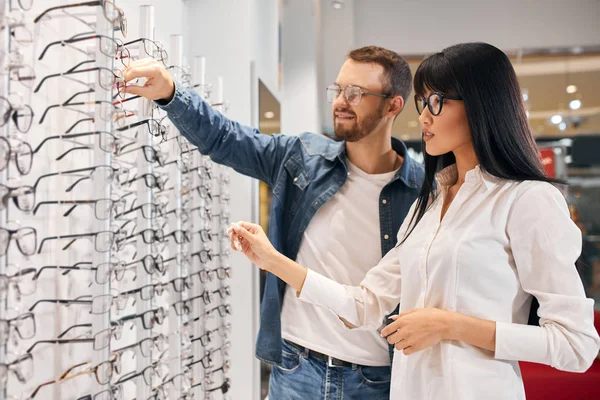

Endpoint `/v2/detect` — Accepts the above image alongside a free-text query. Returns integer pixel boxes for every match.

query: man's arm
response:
[122,59,297,186]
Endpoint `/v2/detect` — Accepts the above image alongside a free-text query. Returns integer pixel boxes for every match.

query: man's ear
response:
[387,96,405,118]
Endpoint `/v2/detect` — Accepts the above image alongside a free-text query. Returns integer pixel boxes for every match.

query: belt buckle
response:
[327,356,336,368]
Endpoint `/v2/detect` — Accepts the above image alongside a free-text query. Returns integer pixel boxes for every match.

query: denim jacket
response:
[159,83,424,366]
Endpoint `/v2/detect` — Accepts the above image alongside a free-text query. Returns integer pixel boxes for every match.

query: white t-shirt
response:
[281,160,399,366]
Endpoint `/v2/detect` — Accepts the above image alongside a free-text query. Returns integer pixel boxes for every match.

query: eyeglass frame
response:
[414,91,463,116]
[326,83,391,106]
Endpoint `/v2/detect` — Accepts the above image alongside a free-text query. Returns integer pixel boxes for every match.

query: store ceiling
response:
[258,53,600,140]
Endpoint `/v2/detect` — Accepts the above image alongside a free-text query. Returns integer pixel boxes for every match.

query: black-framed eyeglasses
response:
[26,338,96,354]
[124,228,164,245]
[0,353,33,383]
[0,96,33,132]
[206,378,231,395]
[172,290,214,316]
[0,227,37,256]
[39,98,129,125]
[213,286,231,299]
[114,360,164,387]
[31,260,129,286]
[116,118,167,139]
[121,282,165,303]
[93,384,123,400]
[206,303,232,319]
[28,297,92,312]
[124,173,167,191]
[414,92,463,116]
[326,84,391,106]
[39,34,130,66]
[33,164,130,191]
[0,312,35,345]
[33,0,127,37]
[164,229,191,244]
[117,144,167,166]
[129,254,166,276]
[169,275,194,293]
[123,38,168,66]
[34,66,124,94]
[115,201,166,219]
[33,197,125,220]
[0,136,33,175]
[113,333,166,359]
[0,184,35,212]
[37,229,126,254]
[0,267,37,297]
[119,307,165,330]
[9,63,36,88]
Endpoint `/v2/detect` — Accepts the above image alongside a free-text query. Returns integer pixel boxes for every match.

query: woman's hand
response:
[380,308,453,355]
[227,221,280,271]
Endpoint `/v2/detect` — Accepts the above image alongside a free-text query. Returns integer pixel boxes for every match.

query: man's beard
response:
[333,104,385,142]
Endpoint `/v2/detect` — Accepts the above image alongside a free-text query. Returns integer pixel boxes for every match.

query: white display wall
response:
[0,1,263,400]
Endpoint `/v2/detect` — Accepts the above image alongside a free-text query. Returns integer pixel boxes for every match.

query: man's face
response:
[332,60,388,142]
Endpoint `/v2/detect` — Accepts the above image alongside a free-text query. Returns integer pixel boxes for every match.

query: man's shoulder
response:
[296,132,343,160]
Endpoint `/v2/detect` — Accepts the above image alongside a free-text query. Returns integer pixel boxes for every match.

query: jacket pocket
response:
[282,158,310,216]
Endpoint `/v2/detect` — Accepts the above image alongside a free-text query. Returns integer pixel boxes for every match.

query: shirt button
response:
[382,199,387,204]
[314,202,318,207]
[384,234,390,240]
[293,177,298,183]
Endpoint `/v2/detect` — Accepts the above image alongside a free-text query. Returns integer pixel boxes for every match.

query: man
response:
[122,46,423,399]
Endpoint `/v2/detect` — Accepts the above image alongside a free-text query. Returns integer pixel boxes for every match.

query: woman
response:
[228,42,600,399]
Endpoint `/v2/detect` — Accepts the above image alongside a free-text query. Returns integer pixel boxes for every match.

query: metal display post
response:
[0,0,10,395]
[168,33,184,399]
[135,6,155,400]
[191,55,206,400]
[89,4,114,399]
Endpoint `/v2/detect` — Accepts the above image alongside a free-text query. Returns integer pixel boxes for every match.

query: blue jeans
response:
[268,340,391,400]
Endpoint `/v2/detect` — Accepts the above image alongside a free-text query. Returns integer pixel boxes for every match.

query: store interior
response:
[1,0,599,400]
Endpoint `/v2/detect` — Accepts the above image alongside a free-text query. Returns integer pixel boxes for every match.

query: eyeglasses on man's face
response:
[326,84,391,107]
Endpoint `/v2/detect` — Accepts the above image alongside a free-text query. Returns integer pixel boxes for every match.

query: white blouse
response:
[299,164,600,400]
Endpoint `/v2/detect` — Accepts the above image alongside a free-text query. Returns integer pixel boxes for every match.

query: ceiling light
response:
[558,122,567,131]
[566,85,577,94]
[569,99,582,110]
[264,111,275,119]
[331,0,344,9]
[550,115,563,124]
[408,121,418,128]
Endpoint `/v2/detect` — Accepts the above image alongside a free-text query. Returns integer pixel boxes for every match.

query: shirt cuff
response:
[298,269,349,313]
[153,81,190,118]
[495,321,548,364]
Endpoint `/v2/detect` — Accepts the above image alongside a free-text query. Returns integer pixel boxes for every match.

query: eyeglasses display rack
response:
[0,2,233,399]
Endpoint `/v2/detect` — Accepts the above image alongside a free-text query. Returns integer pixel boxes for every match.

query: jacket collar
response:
[336,137,421,189]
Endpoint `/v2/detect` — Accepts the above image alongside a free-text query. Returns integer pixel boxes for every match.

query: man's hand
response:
[121,58,175,101]
[380,308,453,355]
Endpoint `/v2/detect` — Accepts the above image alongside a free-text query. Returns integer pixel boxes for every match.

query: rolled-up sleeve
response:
[497,182,600,372]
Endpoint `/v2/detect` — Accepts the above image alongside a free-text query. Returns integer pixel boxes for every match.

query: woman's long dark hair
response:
[402,42,560,243]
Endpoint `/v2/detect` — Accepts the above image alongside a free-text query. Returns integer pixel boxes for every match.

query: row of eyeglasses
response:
[1,1,233,399]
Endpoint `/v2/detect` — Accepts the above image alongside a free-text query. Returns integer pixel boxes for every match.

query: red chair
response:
[520,311,600,400]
